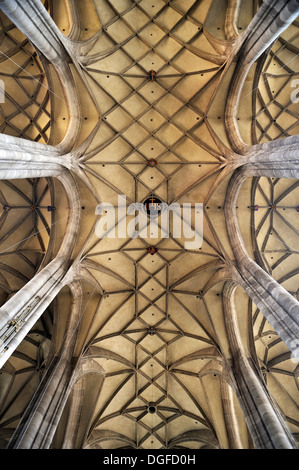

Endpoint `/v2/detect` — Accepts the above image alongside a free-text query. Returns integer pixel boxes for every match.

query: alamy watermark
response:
[95,195,203,250]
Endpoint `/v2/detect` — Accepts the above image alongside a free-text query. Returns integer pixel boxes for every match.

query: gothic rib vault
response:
[0,0,298,450]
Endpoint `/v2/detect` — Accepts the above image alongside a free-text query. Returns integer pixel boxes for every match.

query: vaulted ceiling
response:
[0,0,298,450]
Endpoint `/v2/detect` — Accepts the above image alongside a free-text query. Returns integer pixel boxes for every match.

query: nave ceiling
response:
[0,0,298,450]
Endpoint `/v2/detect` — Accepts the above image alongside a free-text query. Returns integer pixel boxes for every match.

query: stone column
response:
[0,164,62,180]
[224,167,299,360]
[60,357,106,449]
[0,0,81,153]
[6,281,83,449]
[225,0,299,152]
[233,134,299,179]
[220,376,243,448]
[0,133,74,179]
[0,133,60,154]
[0,167,81,367]
[240,0,299,67]
[0,0,68,65]
[223,282,297,449]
